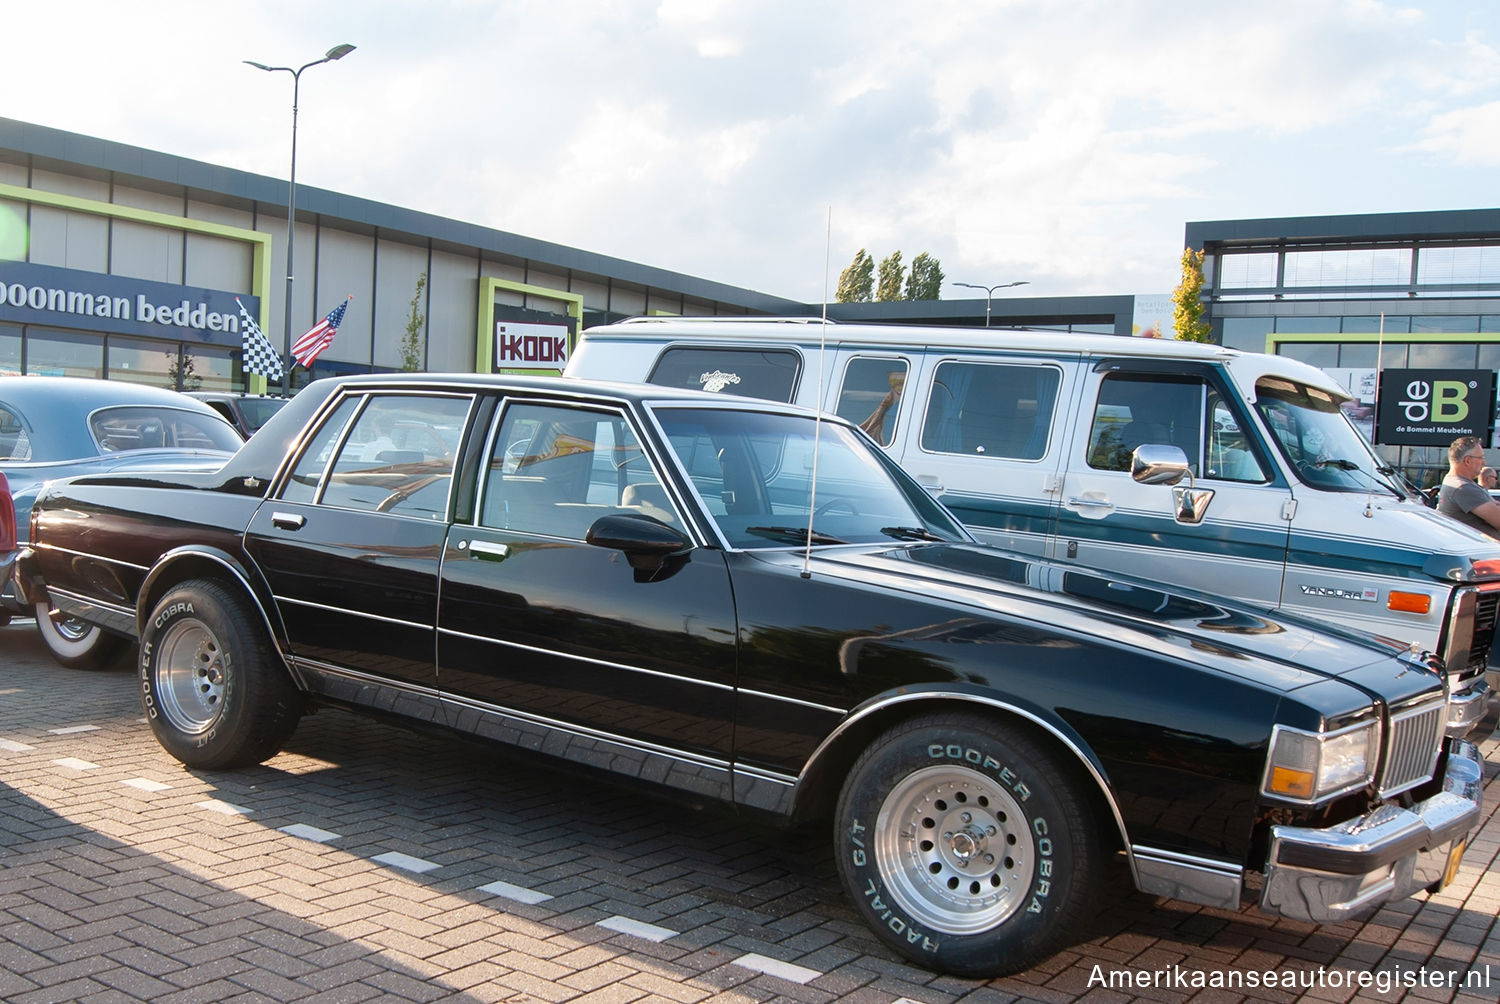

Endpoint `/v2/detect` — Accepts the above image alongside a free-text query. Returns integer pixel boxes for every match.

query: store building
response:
[0,117,1132,396]
[1188,210,1500,483]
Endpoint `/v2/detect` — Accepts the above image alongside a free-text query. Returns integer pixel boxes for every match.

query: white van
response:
[566,316,1500,734]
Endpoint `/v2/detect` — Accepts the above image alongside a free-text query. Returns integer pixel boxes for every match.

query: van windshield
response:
[1254,378,1405,496]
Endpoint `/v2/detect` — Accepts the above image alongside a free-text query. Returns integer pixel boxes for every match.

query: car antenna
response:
[802,208,832,580]
[1366,312,1385,519]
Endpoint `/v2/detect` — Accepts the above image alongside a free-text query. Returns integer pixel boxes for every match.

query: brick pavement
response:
[1,618,1497,1003]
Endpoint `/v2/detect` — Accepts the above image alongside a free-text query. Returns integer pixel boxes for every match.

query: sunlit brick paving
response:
[2,619,1497,1003]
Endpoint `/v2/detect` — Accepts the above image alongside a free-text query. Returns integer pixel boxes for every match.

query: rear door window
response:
[646,346,801,402]
[835,356,908,446]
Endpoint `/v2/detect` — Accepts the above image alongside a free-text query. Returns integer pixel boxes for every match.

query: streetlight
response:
[245,43,356,393]
[954,280,1029,327]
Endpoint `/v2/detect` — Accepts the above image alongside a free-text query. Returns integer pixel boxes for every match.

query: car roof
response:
[0,376,239,459]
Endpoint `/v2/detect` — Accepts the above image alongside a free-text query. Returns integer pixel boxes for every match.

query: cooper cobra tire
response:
[34,600,126,670]
[834,712,1101,977]
[139,579,301,769]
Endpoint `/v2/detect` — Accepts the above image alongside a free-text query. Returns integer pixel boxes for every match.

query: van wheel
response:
[834,713,1100,977]
[34,600,126,670]
[139,580,301,769]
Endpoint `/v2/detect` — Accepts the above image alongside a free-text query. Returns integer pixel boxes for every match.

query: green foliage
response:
[836,249,874,302]
[1172,248,1211,343]
[401,271,427,372]
[905,252,944,300]
[877,251,904,301]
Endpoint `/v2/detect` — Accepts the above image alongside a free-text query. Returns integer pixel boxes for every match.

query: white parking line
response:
[372,851,439,874]
[0,738,36,752]
[196,799,252,816]
[47,725,100,735]
[476,879,552,904]
[597,916,677,942]
[52,757,99,770]
[732,953,822,985]
[122,778,172,792]
[280,823,340,843]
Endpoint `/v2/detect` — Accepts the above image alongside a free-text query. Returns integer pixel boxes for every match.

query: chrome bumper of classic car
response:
[1446,670,1500,741]
[1260,739,1485,923]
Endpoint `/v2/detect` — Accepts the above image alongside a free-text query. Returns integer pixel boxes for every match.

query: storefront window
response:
[107,336,178,388]
[1277,342,1339,369]
[1341,315,1410,333]
[0,322,20,376]
[1411,315,1478,334]
[26,328,103,378]
[1220,317,1273,353]
[1407,342,1478,368]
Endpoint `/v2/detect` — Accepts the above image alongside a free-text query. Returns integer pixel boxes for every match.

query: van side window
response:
[1204,391,1266,482]
[919,361,1060,460]
[646,347,801,402]
[835,357,907,446]
[1087,374,1204,475]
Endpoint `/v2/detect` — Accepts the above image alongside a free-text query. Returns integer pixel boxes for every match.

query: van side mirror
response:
[1131,444,1191,486]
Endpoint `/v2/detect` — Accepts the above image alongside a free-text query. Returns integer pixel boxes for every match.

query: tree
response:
[905,252,944,300]
[877,251,904,301]
[836,249,874,303]
[1172,248,1211,343]
[401,271,427,372]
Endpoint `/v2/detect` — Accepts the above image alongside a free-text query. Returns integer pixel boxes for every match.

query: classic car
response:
[0,376,243,664]
[14,372,1489,977]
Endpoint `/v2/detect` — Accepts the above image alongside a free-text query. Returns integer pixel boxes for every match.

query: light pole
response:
[245,43,356,393]
[954,280,1029,327]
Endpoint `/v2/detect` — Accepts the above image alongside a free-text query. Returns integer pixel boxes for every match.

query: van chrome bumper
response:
[1259,739,1483,923]
[1448,670,1500,741]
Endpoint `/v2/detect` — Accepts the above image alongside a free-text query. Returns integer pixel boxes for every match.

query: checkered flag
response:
[236,297,284,382]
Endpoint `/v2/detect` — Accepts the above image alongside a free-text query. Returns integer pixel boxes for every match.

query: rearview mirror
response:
[586,513,690,572]
[1131,444,1191,487]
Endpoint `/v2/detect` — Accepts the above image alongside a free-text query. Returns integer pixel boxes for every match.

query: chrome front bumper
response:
[1260,739,1484,923]
[1448,670,1500,741]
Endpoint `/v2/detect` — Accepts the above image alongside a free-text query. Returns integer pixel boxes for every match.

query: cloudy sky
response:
[7,1,1500,304]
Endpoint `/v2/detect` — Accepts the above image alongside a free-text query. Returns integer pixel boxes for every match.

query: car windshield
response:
[90,406,243,454]
[652,406,966,548]
[1254,378,1404,495]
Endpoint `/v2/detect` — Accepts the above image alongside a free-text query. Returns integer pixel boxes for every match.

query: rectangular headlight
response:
[1263,721,1379,803]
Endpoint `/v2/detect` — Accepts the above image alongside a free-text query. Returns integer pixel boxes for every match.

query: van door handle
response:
[1066,496,1113,508]
[271,512,305,530]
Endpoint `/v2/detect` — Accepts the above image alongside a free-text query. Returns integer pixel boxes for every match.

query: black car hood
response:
[765,542,1440,705]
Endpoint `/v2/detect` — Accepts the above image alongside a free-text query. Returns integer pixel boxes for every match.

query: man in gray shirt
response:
[1438,435,1500,539]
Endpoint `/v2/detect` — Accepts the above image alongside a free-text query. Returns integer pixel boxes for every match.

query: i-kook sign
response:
[494,320,570,374]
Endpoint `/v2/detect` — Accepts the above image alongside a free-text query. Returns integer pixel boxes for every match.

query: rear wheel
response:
[834,712,1102,977]
[34,600,126,670]
[139,579,301,769]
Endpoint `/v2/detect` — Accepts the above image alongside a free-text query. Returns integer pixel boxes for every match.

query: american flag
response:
[292,297,350,368]
[235,298,283,381]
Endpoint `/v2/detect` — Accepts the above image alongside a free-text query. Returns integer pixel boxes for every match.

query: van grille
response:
[1467,589,1500,671]
[1380,699,1445,797]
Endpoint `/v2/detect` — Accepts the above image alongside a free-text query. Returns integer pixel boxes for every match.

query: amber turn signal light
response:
[1387,591,1432,615]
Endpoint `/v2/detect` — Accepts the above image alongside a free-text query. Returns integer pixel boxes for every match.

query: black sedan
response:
[16,373,1487,977]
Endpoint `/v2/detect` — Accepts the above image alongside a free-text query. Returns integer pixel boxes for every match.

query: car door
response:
[244,390,476,713]
[435,396,740,799]
[891,353,1077,558]
[1051,361,1293,607]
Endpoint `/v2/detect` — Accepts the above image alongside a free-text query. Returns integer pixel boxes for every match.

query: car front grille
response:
[1467,589,1500,671]
[1380,699,1445,797]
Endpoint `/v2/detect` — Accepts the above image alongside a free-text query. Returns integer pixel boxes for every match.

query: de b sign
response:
[1375,368,1496,446]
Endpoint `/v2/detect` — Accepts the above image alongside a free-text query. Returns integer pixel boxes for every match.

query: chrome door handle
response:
[1066,496,1113,508]
[271,512,306,530]
[465,540,511,560]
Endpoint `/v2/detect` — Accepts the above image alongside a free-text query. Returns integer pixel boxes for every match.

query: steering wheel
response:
[813,496,860,518]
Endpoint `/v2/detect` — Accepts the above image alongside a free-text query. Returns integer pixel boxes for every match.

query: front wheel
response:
[34,600,126,670]
[139,579,302,769]
[834,713,1102,977]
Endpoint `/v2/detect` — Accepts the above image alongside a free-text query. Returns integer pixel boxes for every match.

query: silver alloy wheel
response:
[154,617,228,735]
[874,764,1034,935]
